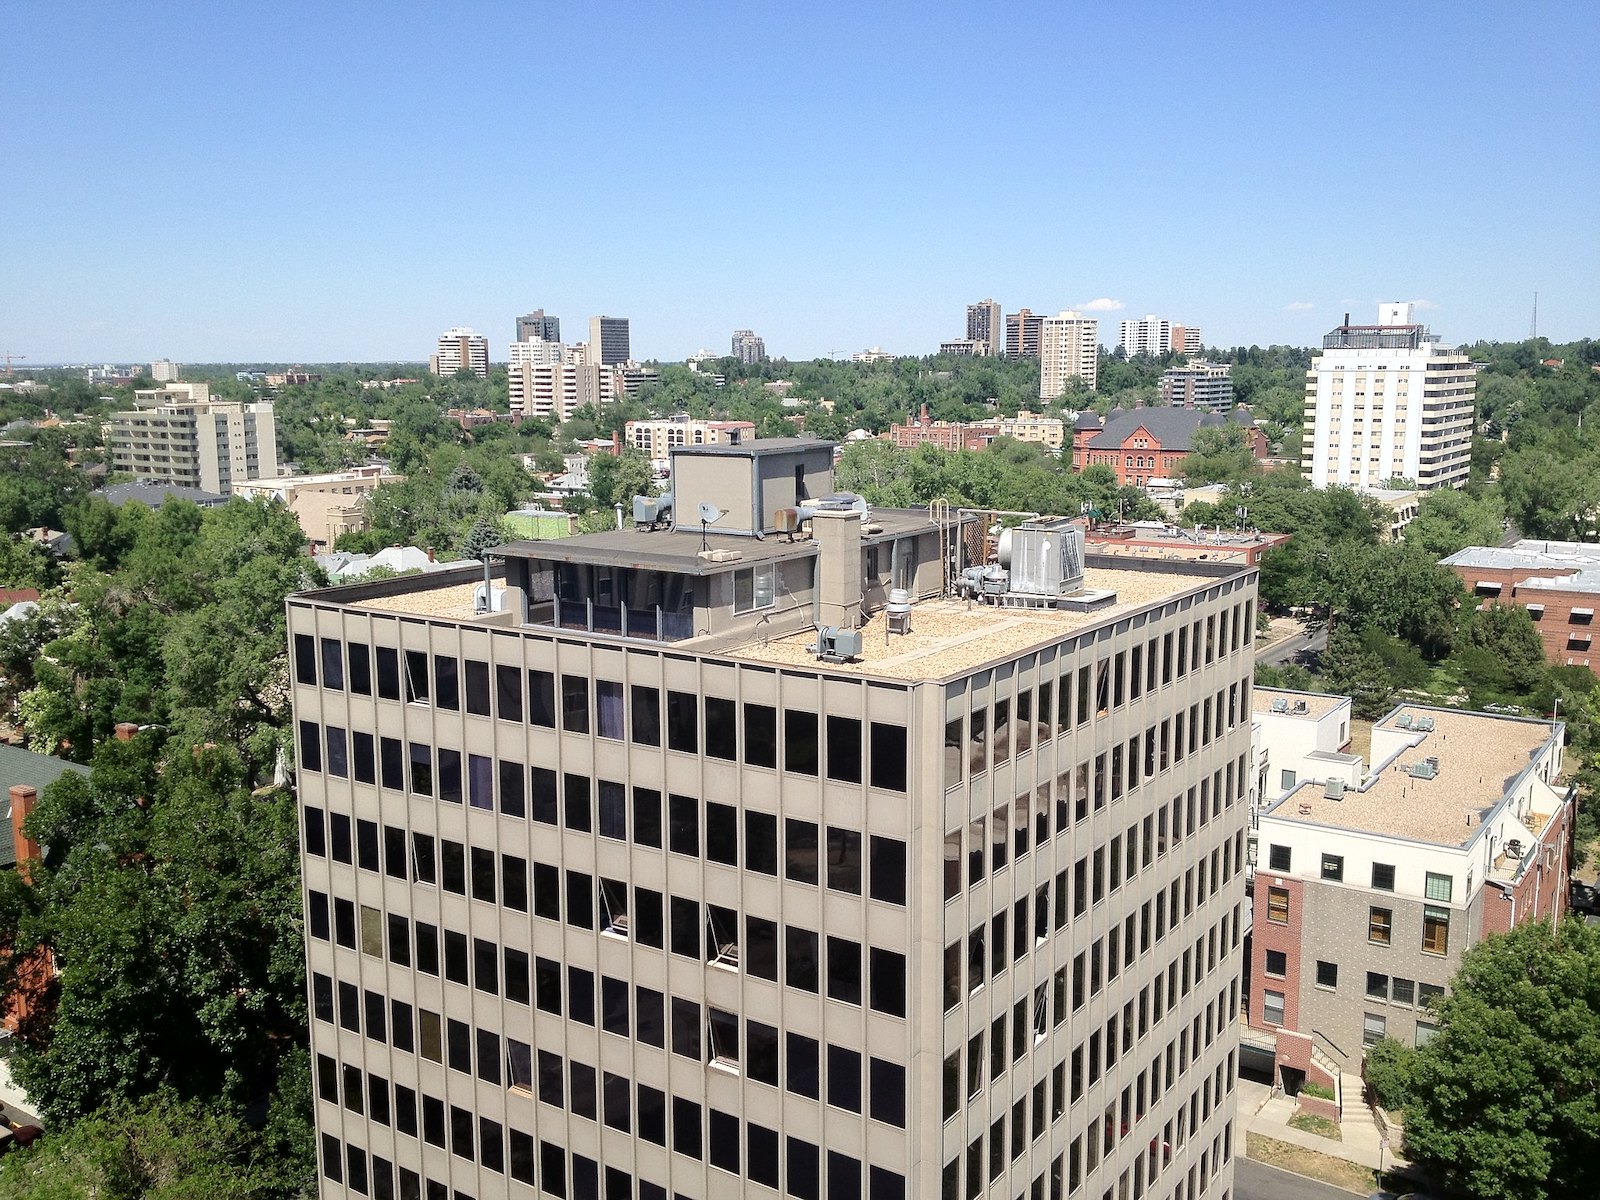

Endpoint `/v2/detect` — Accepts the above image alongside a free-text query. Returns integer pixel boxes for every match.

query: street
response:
[1236,1158,1372,1200]
[1255,624,1328,668]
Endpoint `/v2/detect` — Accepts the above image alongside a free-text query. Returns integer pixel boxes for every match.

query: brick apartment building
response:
[1244,696,1571,1102]
[1441,540,1600,671]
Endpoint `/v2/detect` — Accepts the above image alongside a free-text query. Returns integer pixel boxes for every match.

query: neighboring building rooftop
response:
[1268,704,1559,848]
[95,481,228,508]
[1441,539,1600,594]
[0,744,90,868]
[1251,688,1347,721]
[1078,406,1254,451]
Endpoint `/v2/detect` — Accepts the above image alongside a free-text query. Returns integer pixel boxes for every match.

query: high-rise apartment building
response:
[589,316,631,366]
[1005,309,1045,359]
[1118,317,1173,360]
[290,437,1253,1200]
[1160,363,1234,413]
[1039,311,1099,400]
[108,383,278,495]
[731,330,767,365]
[1171,327,1203,357]
[1301,303,1475,491]
[433,329,490,380]
[507,360,605,421]
[966,300,1002,357]
[150,358,181,382]
[517,311,562,345]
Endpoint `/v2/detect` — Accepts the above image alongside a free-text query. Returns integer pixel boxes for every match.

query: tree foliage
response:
[1395,919,1600,1200]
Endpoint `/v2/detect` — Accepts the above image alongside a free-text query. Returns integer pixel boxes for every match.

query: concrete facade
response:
[108,386,278,495]
[231,465,396,548]
[290,440,1255,1200]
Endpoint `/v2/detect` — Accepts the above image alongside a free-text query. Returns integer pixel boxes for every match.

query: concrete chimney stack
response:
[811,507,863,631]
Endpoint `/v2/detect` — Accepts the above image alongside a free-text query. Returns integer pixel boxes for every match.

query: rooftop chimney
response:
[114,722,139,742]
[9,785,39,884]
[811,507,863,631]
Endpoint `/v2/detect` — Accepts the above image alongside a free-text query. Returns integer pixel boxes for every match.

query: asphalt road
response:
[1255,625,1328,668]
[1236,1159,1371,1200]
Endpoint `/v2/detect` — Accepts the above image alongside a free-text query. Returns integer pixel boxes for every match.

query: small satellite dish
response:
[697,502,728,551]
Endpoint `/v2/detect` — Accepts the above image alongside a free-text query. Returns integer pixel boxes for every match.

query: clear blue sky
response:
[5,1,1597,364]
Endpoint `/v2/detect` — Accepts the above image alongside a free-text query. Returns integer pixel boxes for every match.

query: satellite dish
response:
[698,502,727,526]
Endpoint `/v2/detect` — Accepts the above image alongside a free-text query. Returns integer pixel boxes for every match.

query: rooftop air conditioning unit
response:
[1395,714,1413,730]
[1291,700,1309,714]
[812,626,863,664]
[1415,716,1436,732]
[1270,698,1288,713]
[1325,778,1346,800]
[1409,758,1439,780]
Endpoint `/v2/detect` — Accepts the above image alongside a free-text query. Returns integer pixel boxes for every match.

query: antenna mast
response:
[1531,292,1538,340]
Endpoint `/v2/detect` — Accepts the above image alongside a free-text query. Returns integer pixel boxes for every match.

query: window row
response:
[317,1087,907,1200]
[1262,890,1451,956]
[309,886,908,1020]
[292,636,910,791]
[1364,972,1446,1010]
[946,754,1246,905]
[942,601,1253,785]
[939,1033,1237,1200]
[304,799,907,909]
[1265,846,1446,903]
[946,837,1242,1013]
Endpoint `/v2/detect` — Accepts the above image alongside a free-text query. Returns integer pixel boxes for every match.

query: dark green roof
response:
[0,743,90,869]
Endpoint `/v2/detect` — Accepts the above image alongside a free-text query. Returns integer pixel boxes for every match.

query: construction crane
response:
[1,352,24,377]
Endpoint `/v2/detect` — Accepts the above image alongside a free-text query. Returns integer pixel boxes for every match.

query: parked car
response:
[1570,881,1599,916]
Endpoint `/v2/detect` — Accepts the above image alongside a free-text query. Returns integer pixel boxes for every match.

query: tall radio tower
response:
[1531,292,1538,340]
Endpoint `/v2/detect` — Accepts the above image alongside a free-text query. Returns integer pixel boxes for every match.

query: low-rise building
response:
[1072,408,1267,487]
[1160,362,1234,412]
[107,385,278,495]
[1442,539,1600,670]
[889,408,1066,453]
[230,466,397,548]
[1247,700,1572,1092]
[625,416,754,461]
[1086,522,1289,567]
[1363,487,1422,541]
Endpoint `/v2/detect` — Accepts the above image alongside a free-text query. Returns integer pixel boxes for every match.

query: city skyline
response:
[6,3,1597,363]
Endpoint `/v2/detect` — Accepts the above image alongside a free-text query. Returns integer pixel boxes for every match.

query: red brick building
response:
[1441,540,1600,671]
[1072,407,1268,486]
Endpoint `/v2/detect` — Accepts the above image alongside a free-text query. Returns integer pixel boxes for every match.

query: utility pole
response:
[1531,292,1538,340]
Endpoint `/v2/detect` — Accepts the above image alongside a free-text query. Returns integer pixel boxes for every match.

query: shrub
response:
[1301,1081,1335,1101]
[1364,1037,1417,1111]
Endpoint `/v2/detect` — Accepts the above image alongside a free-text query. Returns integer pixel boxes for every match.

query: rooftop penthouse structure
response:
[289,437,1257,1200]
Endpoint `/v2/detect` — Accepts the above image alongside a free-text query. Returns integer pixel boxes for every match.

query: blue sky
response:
[5,1,1597,364]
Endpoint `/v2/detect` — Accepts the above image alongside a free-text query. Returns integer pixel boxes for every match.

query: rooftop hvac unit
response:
[1395,714,1413,730]
[812,625,863,664]
[1291,700,1309,714]
[1270,698,1288,713]
[886,587,912,635]
[1000,519,1087,598]
[1325,778,1346,800]
[1504,838,1524,860]
[1409,757,1440,780]
[1415,716,1436,732]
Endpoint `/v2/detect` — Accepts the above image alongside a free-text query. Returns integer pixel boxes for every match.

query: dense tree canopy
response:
[1373,919,1600,1200]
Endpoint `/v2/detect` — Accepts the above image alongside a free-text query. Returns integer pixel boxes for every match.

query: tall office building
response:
[731,330,767,365]
[507,360,606,421]
[966,300,1002,357]
[108,383,278,495]
[1039,311,1099,400]
[150,358,181,382]
[434,329,490,380]
[1005,309,1045,359]
[589,316,631,366]
[1301,303,1475,491]
[290,437,1253,1200]
[1118,317,1172,360]
[517,311,562,345]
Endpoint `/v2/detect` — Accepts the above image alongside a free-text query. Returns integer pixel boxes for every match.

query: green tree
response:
[1318,626,1394,717]
[587,449,654,511]
[1397,919,1600,1200]
[1404,487,1506,558]
[1182,423,1259,485]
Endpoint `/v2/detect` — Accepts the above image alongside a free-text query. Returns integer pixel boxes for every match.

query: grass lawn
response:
[1289,1112,1343,1140]
[1246,1133,1374,1194]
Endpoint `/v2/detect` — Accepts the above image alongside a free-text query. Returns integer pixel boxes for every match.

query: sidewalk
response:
[1235,1074,1407,1174]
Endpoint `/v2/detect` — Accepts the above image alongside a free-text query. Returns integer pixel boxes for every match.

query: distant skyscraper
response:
[1118,315,1173,359]
[1039,310,1099,399]
[1004,308,1044,358]
[516,310,561,344]
[150,358,180,382]
[731,329,767,364]
[432,328,489,379]
[588,315,631,366]
[965,299,1001,357]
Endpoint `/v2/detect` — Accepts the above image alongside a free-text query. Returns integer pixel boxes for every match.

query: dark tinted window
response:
[827,935,862,1004]
[303,807,326,856]
[528,670,556,728]
[564,773,591,832]
[785,818,819,884]
[433,656,459,710]
[348,643,371,695]
[745,810,778,875]
[869,722,908,791]
[464,660,490,716]
[704,697,737,760]
[666,691,697,752]
[785,709,818,775]
[495,664,522,721]
[706,802,738,866]
[669,794,699,856]
[745,703,778,767]
[826,716,862,783]
[828,1044,861,1113]
[561,675,589,733]
[499,759,526,817]
[532,767,558,824]
[321,638,344,689]
[630,685,660,745]
[436,748,461,804]
[632,787,662,847]
[376,647,401,700]
[293,634,316,684]
[353,732,375,784]
[827,827,862,894]
[869,836,907,905]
